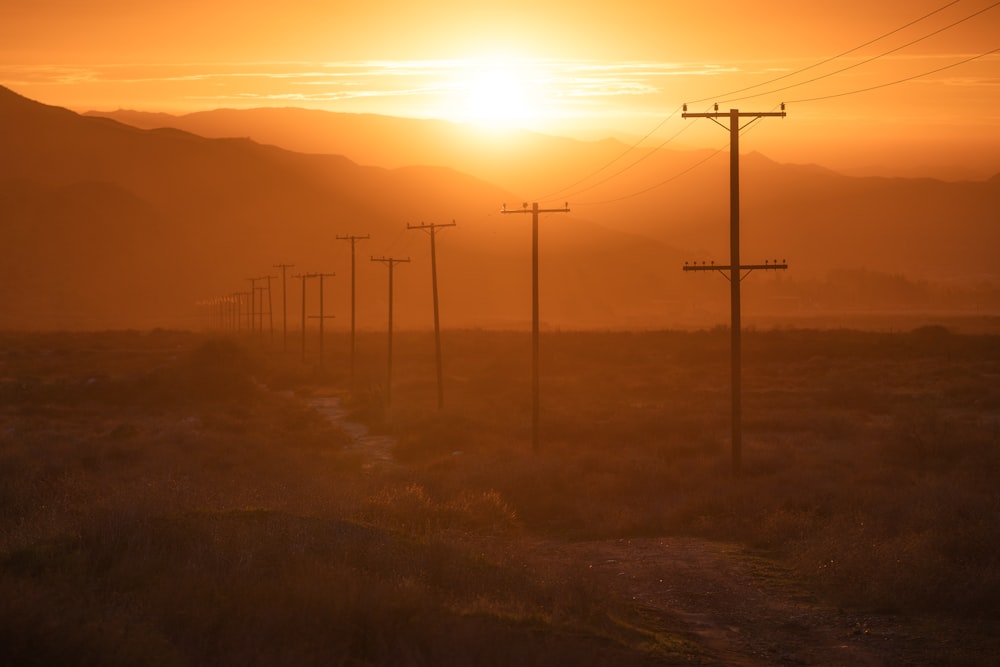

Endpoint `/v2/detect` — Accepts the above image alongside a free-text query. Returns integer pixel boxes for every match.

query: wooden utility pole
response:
[246,277,259,335]
[408,221,456,409]
[371,256,410,408]
[263,274,275,343]
[337,234,370,385]
[501,202,570,451]
[681,104,786,475]
[293,273,316,362]
[309,272,336,369]
[274,264,294,352]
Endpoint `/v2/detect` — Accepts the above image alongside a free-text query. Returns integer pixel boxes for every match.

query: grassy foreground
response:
[1,326,998,664]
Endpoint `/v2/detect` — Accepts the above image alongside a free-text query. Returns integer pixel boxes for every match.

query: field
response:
[1,325,998,665]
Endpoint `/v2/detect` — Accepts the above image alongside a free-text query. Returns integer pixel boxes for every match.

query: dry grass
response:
[1,325,998,664]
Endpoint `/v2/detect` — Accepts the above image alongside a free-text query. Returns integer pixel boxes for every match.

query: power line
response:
[539,0,993,203]
[787,46,999,104]
[534,105,683,203]
[542,108,697,205]
[689,0,964,105]
[721,0,1000,105]
[573,141,728,206]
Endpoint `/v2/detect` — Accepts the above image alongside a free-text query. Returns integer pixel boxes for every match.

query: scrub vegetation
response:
[1,325,997,665]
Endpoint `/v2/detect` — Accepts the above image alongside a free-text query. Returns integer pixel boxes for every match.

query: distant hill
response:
[2,86,997,330]
[87,105,1000,284]
[1,86,692,330]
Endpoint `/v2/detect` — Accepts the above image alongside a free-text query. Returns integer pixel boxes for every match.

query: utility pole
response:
[371,256,410,408]
[246,277,259,336]
[501,202,570,452]
[408,221,456,409]
[264,274,275,343]
[681,104,786,475]
[337,234,370,385]
[308,272,336,369]
[274,264,294,352]
[293,272,316,362]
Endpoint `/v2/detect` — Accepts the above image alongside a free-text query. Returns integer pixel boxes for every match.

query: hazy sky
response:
[2,1,998,171]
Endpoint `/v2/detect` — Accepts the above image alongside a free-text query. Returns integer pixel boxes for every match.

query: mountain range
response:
[1,85,997,331]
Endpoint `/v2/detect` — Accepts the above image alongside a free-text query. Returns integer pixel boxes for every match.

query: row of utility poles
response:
[196,105,788,474]
[503,106,788,475]
[198,222,456,409]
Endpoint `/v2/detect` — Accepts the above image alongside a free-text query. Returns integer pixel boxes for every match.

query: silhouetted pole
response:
[312,272,336,369]
[337,234,369,385]
[681,104,786,475]
[246,277,259,336]
[371,256,410,408]
[264,274,275,343]
[274,264,294,352]
[408,221,456,409]
[294,273,316,362]
[501,202,570,451]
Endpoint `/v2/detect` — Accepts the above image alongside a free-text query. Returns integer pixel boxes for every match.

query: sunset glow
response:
[3,1,997,146]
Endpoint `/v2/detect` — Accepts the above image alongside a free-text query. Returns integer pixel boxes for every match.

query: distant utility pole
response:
[264,274,275,343]
[246,277,259,335]
[308,272,336,369]
[501,202,570,452]
[681,104,787,475]
[293,272,316,362]
[371,256,411,408]
[235,291,251,331]
[337,234,370,385]
[274,264,295,352]
[408,221,456,410]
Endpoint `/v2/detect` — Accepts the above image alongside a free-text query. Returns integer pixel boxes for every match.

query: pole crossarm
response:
[407,221,456,233]
[371,257,411,266]
[684,260,788,282]
[501,203,570,215]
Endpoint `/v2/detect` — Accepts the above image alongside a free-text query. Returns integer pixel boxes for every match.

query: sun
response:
[449,59,543,130]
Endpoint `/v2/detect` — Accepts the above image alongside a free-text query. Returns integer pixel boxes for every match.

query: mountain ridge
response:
[3,85,999,330]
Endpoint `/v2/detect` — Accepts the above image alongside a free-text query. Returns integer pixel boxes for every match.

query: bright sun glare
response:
[449,60,542,130]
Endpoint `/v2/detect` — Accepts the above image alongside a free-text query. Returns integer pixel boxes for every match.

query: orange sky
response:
[2,1,998,176]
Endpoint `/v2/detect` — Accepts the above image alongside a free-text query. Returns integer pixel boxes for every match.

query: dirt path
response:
[304,392,989,665]
[302,392,395,468]
[516,536,956,666]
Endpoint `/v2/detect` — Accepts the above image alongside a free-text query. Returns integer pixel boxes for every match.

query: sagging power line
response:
[541,0,994,205]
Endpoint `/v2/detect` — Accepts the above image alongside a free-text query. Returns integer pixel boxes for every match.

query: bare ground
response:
[509,535,997,666]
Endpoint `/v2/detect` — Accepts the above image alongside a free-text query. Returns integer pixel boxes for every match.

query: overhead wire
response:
[573,101,783,206]
[688,0,964,105]
[533,104,683,203]
[720,0,1000,105]
[539,0,968,204]
[538,106,699,206]
[787,45,999,104]
[559,1,998,205]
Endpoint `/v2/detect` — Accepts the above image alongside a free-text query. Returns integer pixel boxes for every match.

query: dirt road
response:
[517,536,990,666]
